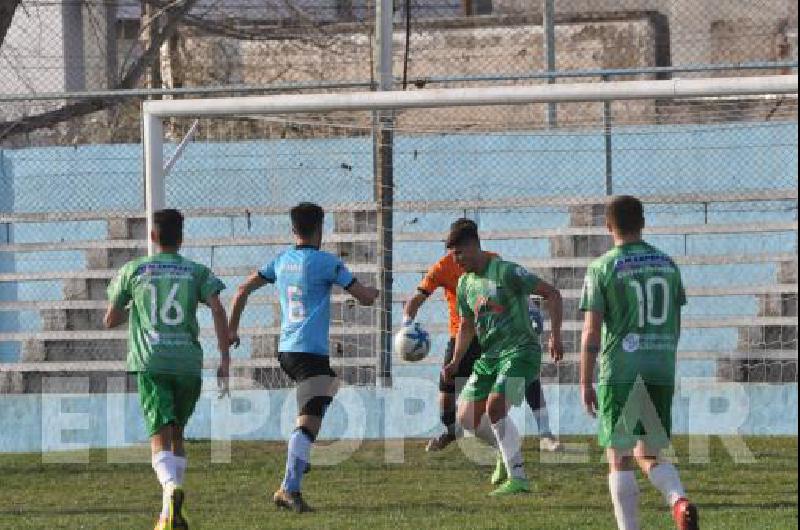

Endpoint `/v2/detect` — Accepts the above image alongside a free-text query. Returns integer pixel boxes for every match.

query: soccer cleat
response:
[539,435,562,453]
[672,497,699,530]
[154,517,168,530]
[489,477,531,496]
[490,452,507,485]
[169,487,189,530]
[273,488,315,513]
[425,431,456,452]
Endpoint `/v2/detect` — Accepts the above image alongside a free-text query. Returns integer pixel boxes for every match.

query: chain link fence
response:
[0,1,797,394]
[1,95,797,393]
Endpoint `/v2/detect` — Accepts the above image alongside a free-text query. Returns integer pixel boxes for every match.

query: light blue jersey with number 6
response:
[259,245,356,356]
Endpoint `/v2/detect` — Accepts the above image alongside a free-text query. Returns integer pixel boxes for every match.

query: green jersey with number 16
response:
[107,252,225,376]
[579,241,686,385]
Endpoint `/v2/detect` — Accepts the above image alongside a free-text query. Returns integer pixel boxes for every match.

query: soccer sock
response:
[152,451,177,518]
[525,380,552,436]
[473,415,498,448]
[532,407,552,437]
[647,463,686,507]
[441,399,458,437]
[174,455,187,487]
[281,427,313,493]
[608,471,641,530]
[491,417,526,480]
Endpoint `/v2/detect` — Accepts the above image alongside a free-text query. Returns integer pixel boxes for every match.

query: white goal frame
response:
[141,74,798,385]
[142,74,797,255]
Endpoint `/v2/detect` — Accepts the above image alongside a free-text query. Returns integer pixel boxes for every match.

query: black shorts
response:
[278,351,337,417]
[439,337,482,393]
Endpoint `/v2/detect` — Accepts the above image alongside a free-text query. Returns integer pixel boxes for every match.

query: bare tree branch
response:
[0,0,199,141]
[0,0,23,50]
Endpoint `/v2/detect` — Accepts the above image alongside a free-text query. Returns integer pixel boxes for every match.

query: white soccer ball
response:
[394,322,431,362]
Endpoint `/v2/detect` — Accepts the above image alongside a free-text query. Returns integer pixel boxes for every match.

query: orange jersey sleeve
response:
[417,255,448,295]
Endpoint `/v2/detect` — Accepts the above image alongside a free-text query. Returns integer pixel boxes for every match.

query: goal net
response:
[136,75,798,391]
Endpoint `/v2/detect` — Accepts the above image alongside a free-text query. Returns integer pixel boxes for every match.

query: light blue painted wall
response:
[0,149,19,362]
[0,122,796,449]
[0,382,794,453]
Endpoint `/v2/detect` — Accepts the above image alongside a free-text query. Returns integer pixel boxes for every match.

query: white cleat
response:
[539,435,562,452]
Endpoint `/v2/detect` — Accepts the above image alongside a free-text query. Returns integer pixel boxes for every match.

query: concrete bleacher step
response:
[2,219,147,393]
[722,256,798,382]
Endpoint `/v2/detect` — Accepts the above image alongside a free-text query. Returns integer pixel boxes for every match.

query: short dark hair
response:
[152,209,183,247]
[606,195,645,234]
[446,217,480,248]
[290,202,325,238]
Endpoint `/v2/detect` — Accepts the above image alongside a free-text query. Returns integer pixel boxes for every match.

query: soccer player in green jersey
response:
[579,196,698,530]
[442,221,564,496]
[104,209,230,530]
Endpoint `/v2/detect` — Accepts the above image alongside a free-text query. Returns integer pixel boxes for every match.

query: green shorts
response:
[597,380,674,450]
[137,371,202,437]
[459,350,539,406]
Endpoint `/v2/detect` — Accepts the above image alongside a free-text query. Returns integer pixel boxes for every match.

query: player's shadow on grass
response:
[0,507,150,516]
[331,501,477,514]
[700,501,797,511]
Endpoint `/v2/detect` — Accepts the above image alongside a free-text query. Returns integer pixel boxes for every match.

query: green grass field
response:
[0,436,795,529]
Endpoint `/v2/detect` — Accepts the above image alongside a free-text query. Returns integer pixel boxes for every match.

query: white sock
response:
[472,415,498,448]
[608,471,640,530]
[648,463,686,507]
[491,417,526,480]
[152,451,177,518]
[174,455,187,486]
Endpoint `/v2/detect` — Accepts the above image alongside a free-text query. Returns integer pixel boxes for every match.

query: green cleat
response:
[168,487,189,529]
[489,478,531,496]
[490,452,507,485]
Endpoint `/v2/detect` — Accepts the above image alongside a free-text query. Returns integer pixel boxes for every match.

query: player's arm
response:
[103,305,126,328]
[332,257,378,306]
[346,280,379,306]
[404,261,441,324]
[207,293,231,358]
[443,316,476,382]
[580,310,603,417]
[578,267,605,417]
[228,271,269,345]
[104,266,130,328]
[206,293,232,396]
[534,280,564,362]
[403,292,429,324]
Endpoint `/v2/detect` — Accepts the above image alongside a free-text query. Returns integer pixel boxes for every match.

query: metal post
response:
[374,0,394,387]
[602,75,612,196]
[543,0,557,128]
[144,113,164,256]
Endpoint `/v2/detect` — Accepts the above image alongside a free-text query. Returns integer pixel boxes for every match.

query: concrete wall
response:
[493,0,797,69]
[160,14,659,137]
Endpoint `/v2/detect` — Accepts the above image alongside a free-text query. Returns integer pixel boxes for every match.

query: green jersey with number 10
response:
[579,241,686,385]
[107,252,225,376]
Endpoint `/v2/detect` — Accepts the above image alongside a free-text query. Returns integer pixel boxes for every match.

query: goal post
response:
[144,74,797,254]
[140,74,798,388]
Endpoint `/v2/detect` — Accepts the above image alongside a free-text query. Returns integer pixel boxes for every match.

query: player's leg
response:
[139,372,183,529]
[599,381,642,530]
[524,378,561,452]
[427,339,459,451]
[485,353,534,495]
[607,446,641,530]
[162,374,202,529]
[429,337,483,451]
[274,352,337,513]
[456,357,496,447]
[634,384,698,530]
